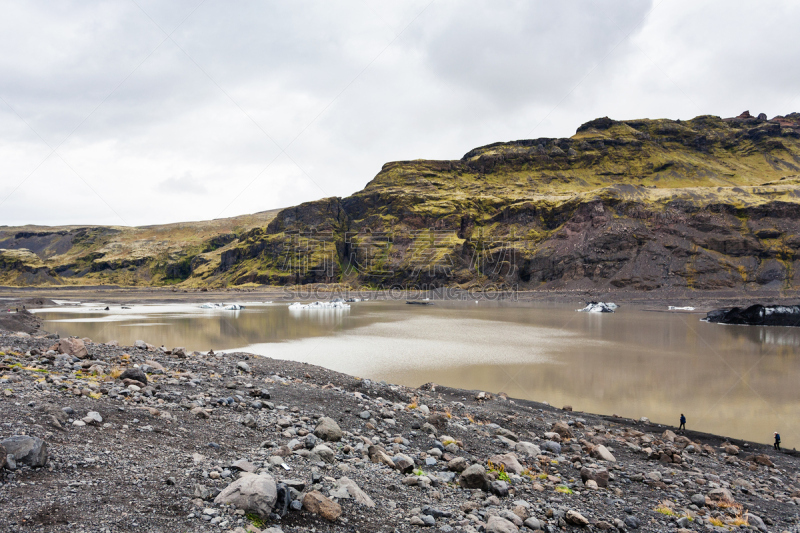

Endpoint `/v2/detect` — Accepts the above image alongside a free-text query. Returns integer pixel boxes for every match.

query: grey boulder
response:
[314,417,343,442]
[458,464,488,490]
[542,440,561,454]
[0,435,48,468]
[311,444,336,464]
[485,515,519,533]
[392,453,415,473]
[335,477,375,507]
[514,441,541,457]
[214,473,277,518]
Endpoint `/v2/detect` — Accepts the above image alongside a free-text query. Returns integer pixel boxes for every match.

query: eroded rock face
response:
[214,473,277,518]
[0,436,48,468]
[4,112,800,291]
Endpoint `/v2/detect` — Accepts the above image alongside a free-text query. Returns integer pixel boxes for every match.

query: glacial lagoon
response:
[34,300,800,445]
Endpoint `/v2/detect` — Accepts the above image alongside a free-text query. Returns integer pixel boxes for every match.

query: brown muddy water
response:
[33,300,800,445]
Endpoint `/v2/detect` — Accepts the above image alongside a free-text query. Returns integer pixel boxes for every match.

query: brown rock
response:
[303,490,341,521]
[565,510,589,527]
[191,406,210,419]
[367,445,395,468]
[55,338,88,358]
[747,454,774,467]
[427,413,449,428]
[145,360,165,371]
[551,422,574,439]
[488,452,524,475]
[460,501,480,512]
[580,467,609,488]
[512,504,529,520]
[707,487,734,503]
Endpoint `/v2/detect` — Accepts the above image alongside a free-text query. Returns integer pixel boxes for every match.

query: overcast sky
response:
[1,0,799,227]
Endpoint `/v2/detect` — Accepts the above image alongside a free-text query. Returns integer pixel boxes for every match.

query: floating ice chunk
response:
[577,302,617,313]
[762,305,800,316]
[200,303,244,310]
[288,301,351,310]
[668,306,695,311]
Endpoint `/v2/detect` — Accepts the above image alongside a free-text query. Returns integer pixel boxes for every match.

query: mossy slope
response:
[3,112,800,291]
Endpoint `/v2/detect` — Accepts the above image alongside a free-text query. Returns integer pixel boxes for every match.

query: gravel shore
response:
[1,328,798,533]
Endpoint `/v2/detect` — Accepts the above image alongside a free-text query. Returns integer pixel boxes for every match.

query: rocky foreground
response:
[1,331,799,533]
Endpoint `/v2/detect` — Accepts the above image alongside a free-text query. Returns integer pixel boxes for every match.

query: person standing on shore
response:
[679,414,686,431]
[774,432,781,451]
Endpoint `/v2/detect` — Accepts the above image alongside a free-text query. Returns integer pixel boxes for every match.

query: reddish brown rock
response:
[54,338,88,358]
[302,490,341,521]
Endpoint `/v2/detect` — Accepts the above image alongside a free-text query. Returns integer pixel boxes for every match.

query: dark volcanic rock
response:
[704,304,800,326]
[119,368,148,385]
[0,435,48,468]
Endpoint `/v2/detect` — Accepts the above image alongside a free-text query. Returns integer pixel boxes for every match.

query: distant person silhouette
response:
[679,414,686,431]
[774,432,781,451]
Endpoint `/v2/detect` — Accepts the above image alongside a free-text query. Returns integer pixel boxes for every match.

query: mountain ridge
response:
[3,111,800,291]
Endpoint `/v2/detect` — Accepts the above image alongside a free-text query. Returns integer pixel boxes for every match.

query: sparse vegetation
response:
[2,114,800,290]
[487,460,510,481]
[555,485,573,494]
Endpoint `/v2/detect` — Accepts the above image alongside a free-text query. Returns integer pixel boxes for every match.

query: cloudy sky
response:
[1,0,799,227]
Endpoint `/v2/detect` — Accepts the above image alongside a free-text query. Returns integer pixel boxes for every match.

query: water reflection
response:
[34,301,800,444]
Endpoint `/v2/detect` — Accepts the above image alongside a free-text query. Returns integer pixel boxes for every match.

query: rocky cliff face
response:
[3,112,800,291]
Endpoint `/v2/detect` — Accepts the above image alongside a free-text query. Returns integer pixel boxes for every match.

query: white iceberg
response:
[200,303,244,310]
[577,302,617,313]
[288,301,351,310]
[668,306,695,311]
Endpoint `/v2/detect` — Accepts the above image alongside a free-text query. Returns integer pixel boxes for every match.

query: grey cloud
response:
[158,172,206,195]
[418,1,653,108]
[1,1,799,226]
